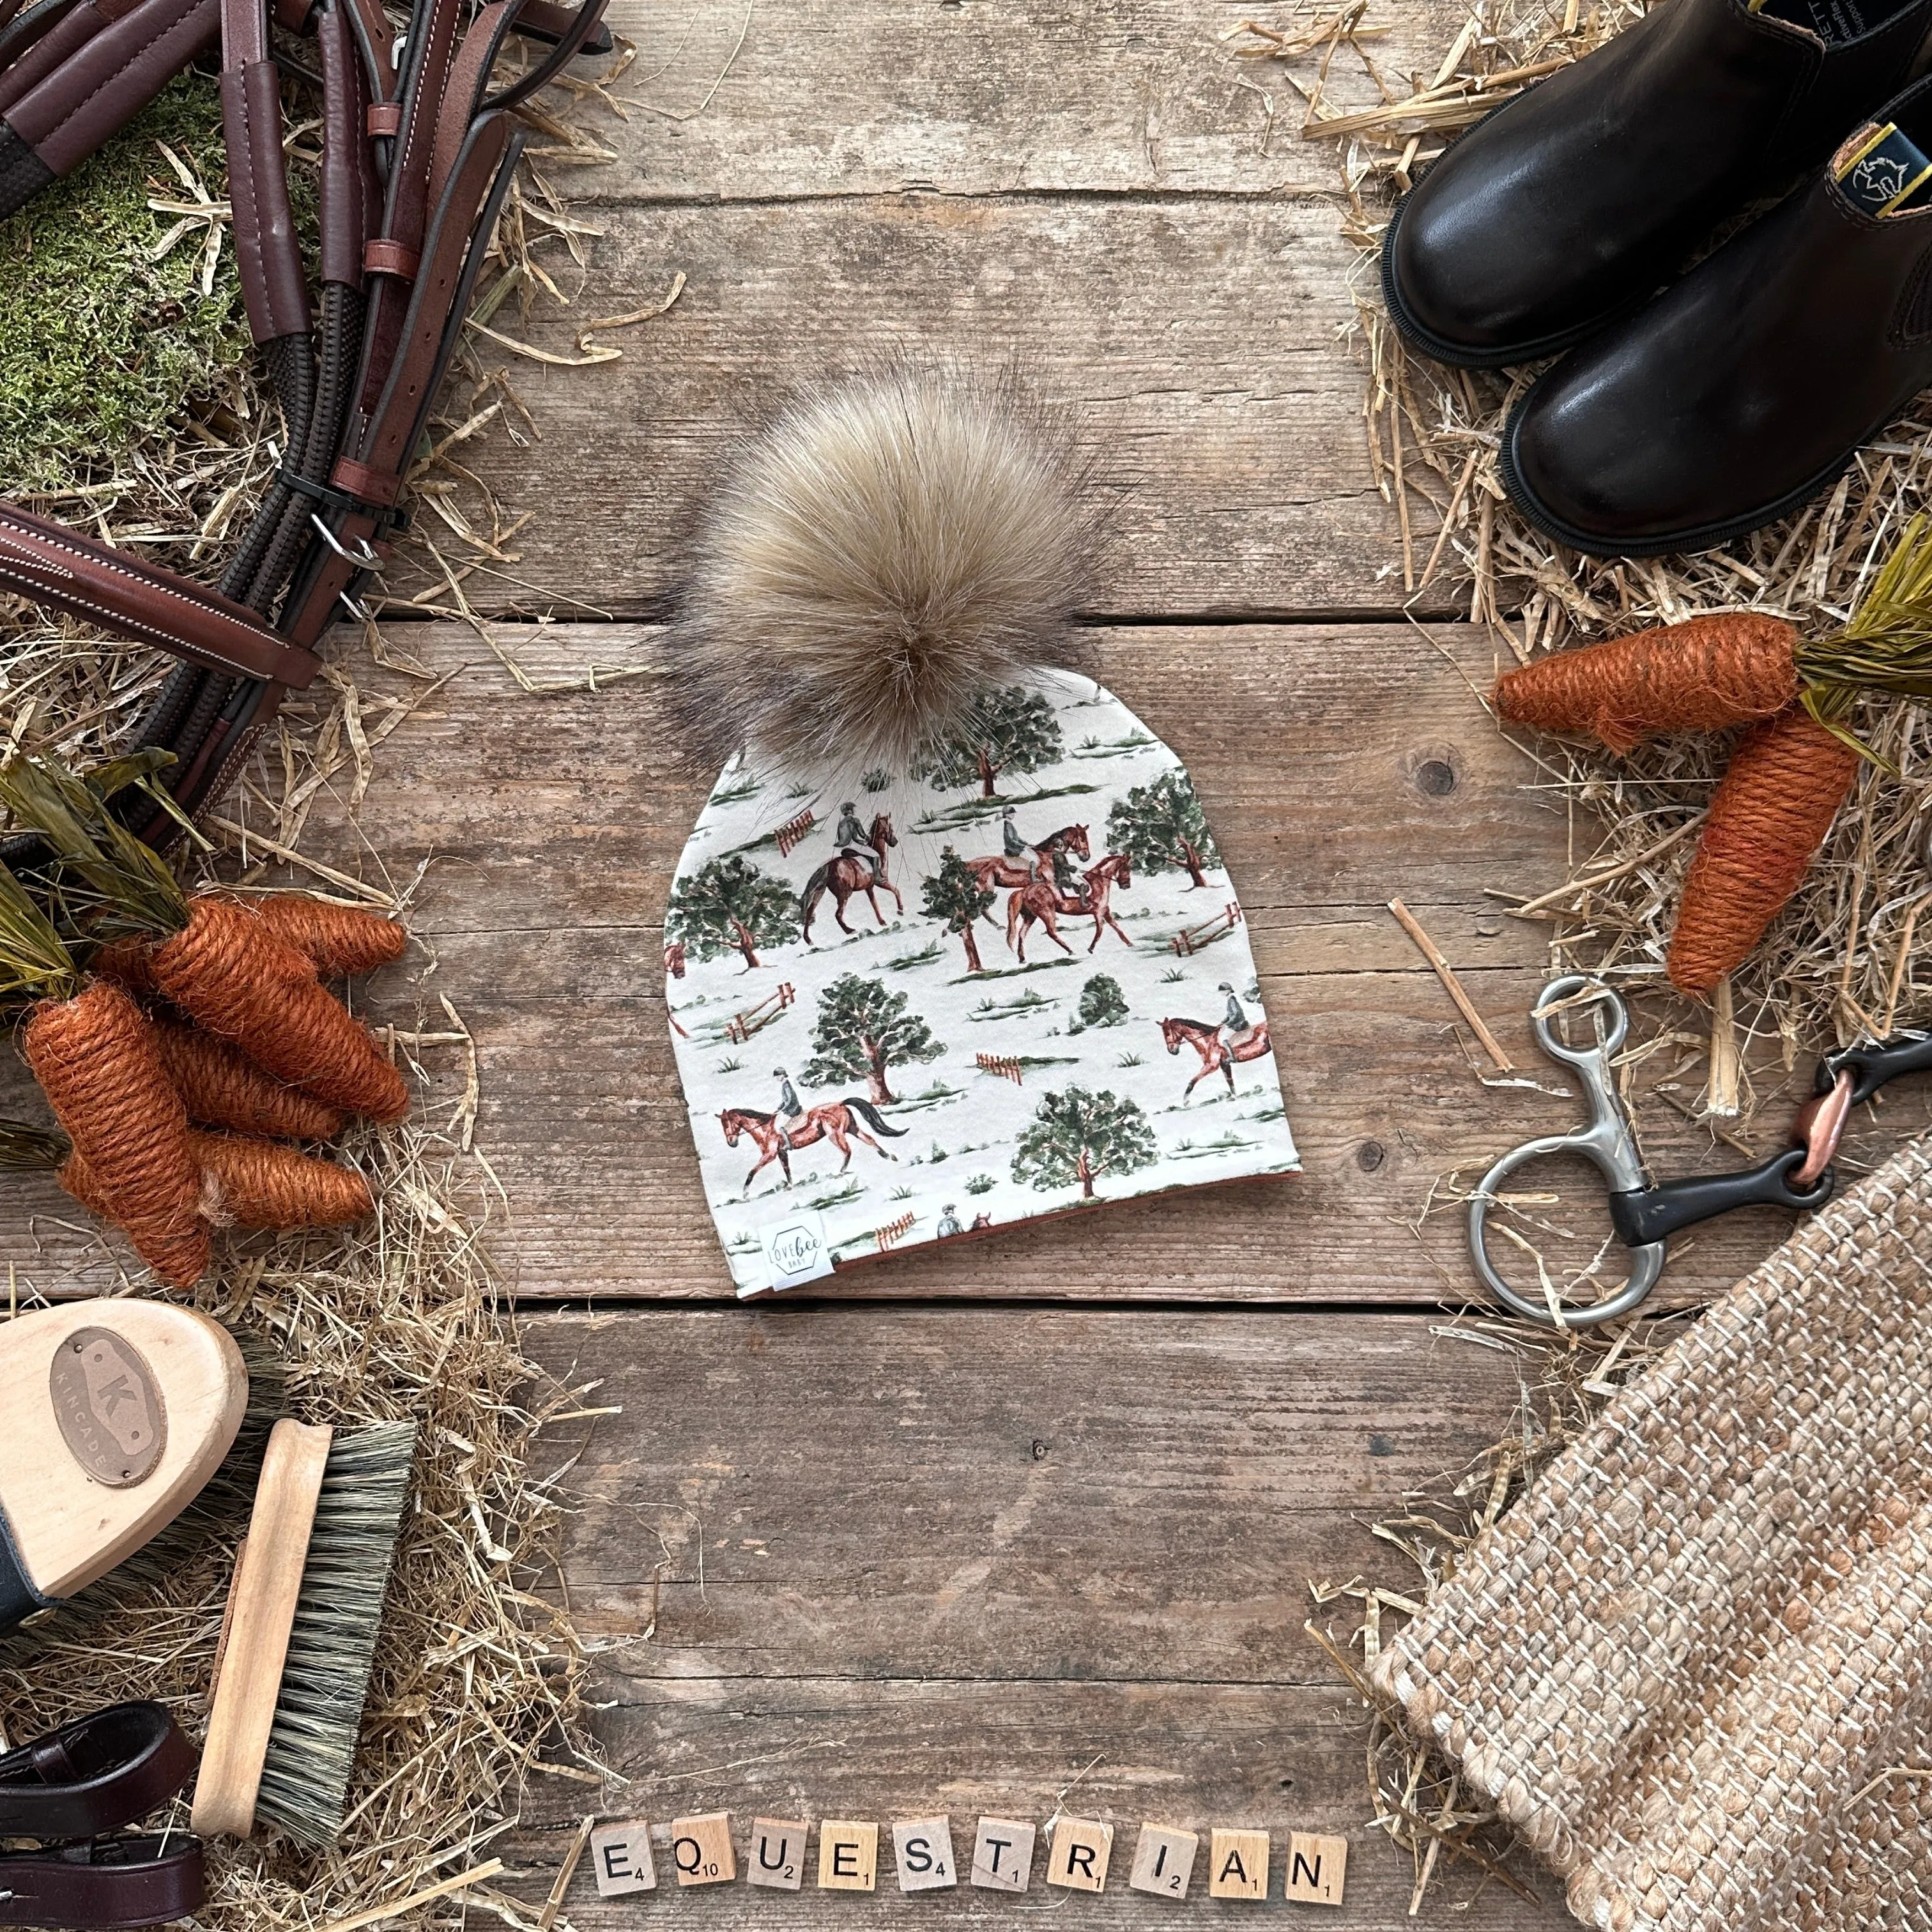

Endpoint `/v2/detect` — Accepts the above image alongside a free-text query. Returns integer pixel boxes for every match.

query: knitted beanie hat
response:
[661,369,1300,1295]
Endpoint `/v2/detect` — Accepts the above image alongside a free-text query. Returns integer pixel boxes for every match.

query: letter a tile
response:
[1046,1818,1112,1893]
[1284,1832,1349,1906]
[747,1818,809,1891]
[893,1816,958,1891]
[1208,1828,1269,1900]
[818,1820,878,1891]
[669,1813,734,1887]
[970,1817,1035,1892]
[1128,1823,1199,1901]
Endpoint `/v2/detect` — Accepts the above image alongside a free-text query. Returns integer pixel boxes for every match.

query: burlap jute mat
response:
[1372,1133,1932,1931]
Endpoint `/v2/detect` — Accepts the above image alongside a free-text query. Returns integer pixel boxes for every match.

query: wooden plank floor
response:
[0,3,1831,1923]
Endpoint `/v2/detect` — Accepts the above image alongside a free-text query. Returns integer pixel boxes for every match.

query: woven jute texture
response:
[1371,1133,1932,1932]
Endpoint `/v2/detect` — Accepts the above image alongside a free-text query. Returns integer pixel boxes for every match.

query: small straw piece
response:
[1387,898,1515,1071]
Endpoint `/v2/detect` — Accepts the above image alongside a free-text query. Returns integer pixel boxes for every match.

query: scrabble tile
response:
[969,1817,1036,1892]
[746,1818,809,1890]
[1128,1823,1199,1901]
[669,1812,735,1887]
[1045,1817,1113,1892]
[1208,1828,1269,1900]
[1284,1832,1349,1906]
[818,1820,878,1890]
[893,1816,958,1891]
[588,1822,656,1897]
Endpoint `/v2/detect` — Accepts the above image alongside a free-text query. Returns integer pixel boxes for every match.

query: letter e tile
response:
[818,1820,879,1891]
[1208,1828,1269,1900]
[1046,1818,1113,1893]
[1128,1823,1199,1901]
[589,1823,656,1897]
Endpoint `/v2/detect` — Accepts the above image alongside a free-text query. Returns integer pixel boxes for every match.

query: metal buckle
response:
[309,513,383,570]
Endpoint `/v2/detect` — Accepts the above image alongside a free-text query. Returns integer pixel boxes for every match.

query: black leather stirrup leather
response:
[0,0,611,848]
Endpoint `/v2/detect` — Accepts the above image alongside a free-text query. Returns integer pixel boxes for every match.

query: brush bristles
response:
[254,1422,417,1850]
[667,365,1100,779]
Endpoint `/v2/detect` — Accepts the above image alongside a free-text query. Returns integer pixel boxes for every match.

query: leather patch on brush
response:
[1836,122,1932,216]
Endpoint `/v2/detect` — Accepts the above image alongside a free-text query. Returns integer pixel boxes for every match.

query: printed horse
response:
[1160,1013,1273,1098]
[1006,853,1135,962]
[801,813,903,940]
[966,824,1091,905]
[718,1098,907,1189]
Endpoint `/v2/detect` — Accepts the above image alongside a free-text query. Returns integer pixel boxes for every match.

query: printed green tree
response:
[911,686,1063,797]
[920,845,996,972]
[803,972,944,1103]
[1011,1085,1158,1200]
[1106,770,1220,889]
[664,854,799,972]
[1070,973,1129,1031]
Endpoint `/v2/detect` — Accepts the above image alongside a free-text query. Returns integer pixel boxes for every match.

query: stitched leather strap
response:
[0,1837,204,1928]
[0,1704,195,1841]
[0,500,319,687]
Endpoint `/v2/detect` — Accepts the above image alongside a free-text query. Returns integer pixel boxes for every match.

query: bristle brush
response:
[193,1418,416,1848]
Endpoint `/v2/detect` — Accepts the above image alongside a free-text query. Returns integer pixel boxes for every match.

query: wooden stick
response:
[1386,898,1514,1071]
[1706,977,1741,1119]
[312,1860,508,1932]
[539,1817,596,1930]
[1501,813,1706,918]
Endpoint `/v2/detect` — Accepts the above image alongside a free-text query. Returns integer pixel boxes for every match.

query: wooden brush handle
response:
[191,1419,332,1839]
[0,1300,247,1617]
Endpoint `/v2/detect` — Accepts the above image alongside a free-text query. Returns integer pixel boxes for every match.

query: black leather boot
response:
[1501,79,1932,556]
[1383,0,1932,368]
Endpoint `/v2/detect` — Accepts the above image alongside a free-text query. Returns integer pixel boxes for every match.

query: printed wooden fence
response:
[976,1052,1025,1085]
[1170,901,1243,956]
[873,1211,916,1252]
[724,983,795,1044]
[775,809,815,856]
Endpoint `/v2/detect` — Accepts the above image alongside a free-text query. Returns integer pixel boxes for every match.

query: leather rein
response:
[0,0,610,841]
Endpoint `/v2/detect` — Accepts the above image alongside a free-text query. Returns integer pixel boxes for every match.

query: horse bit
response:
[1468,973,1932,1327]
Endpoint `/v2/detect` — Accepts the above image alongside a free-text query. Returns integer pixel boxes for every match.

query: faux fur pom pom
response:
[666,366,1098,777]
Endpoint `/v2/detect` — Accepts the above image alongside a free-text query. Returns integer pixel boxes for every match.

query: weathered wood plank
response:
[414,194,1423,619]
[0,620,1804,1305]
[494,1307,1568,1926]
[533,1307,1517,1682]
[588,0,1459,203]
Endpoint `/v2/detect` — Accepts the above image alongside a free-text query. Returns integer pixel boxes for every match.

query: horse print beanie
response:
[661,365,1300,1294]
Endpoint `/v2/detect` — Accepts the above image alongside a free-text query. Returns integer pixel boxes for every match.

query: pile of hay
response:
[0,45,632,1932]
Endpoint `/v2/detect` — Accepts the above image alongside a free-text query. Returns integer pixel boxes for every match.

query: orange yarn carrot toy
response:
[0,754,404,1284]
[1492,519,1932,996]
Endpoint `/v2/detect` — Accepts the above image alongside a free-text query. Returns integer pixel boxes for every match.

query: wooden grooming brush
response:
[193,1418,416,1847]
[0,1299,248,1631]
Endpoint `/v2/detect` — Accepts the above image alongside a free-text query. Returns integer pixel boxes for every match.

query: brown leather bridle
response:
[0,0,610,841]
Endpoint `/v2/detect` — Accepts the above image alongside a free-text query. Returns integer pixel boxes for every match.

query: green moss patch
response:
[0,73,249,494]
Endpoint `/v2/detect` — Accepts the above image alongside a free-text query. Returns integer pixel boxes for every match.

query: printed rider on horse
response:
[1000,807,1055,889]
[832,802,877,884]
[774,1065,806,1154]
[1218,983,1258,1055]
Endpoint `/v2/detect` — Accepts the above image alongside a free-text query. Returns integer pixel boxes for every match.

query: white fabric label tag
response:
[752,1209,834,1294]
